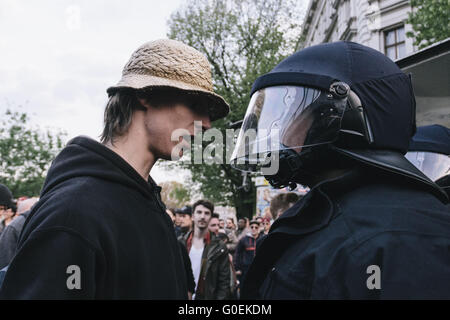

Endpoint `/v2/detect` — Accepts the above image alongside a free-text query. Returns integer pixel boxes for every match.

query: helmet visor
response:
[230,85,347,173]
[405,151,450,182]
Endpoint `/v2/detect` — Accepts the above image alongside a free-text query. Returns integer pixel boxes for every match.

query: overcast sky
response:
[0,0,191,183]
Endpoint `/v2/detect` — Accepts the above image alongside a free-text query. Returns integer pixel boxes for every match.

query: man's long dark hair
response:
[100,88,204,145]
[100,90,146,145]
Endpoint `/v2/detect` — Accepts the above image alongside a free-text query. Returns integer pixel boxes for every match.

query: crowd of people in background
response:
[0,184,39,270]
[1,177,301,300]
[165,191,301,299]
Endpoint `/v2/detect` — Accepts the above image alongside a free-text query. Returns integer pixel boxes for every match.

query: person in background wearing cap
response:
[0,197,39,270]
[0,39,229,299]
[175,205,193,238]
[231,41,450,299]
[0,184,16,236]
[406,124,450,199]
[233,220,260,294]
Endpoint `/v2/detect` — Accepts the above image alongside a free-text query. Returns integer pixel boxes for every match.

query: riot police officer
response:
[231,41,450,299]
[406,124,450,198]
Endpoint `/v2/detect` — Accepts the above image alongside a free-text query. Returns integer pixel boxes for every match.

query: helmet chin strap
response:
[264,145,327,189]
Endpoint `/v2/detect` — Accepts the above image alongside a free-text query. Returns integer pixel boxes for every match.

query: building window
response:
[384,26,406,60]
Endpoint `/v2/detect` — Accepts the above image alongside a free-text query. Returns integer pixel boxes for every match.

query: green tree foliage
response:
[160,181,192,208]
[0,109,66,197]
[407,0,450,49]
[167,0,304,218]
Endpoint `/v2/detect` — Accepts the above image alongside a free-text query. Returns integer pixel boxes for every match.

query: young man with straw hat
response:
[0,39,229,299]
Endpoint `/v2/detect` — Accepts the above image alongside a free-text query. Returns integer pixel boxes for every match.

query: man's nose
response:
[199,114,211,131]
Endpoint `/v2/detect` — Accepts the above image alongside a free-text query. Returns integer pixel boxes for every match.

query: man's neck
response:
[191,227,208,250]
[194,226,208,241]
[104,134,156,181]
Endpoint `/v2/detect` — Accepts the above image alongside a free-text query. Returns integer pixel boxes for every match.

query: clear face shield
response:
[230,85,348,175]
[405,151,450,182]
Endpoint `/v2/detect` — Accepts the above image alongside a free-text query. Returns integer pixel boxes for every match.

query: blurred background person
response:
[235,218,247,241]
[179,200,230,300]
[175,206,192,238]
[218,218,225,230]
[225,218,236,233]
[0,197,39,269]
[234,220,260,294]
[224,218,238,255]
[208,213,220,236]
[216,232,238,299]
[0,184,17,236]
[269,192,301,220]
[256,216,263,234]
[260,217,271,237]
[406,124,450,198]
[174,208,183,230]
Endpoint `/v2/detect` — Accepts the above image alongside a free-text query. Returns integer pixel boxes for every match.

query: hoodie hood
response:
[41,136,158,199]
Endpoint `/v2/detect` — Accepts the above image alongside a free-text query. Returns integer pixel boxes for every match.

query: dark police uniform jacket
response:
[241,168,450,299]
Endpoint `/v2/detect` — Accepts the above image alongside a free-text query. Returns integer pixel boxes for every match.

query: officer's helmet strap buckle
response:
[329,82,350,99]
[330,82,374,147]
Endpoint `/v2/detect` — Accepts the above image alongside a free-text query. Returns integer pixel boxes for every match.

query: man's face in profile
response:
[139,96,212,161]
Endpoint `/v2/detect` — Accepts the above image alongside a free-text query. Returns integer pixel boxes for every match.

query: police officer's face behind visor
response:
[230,85,346,174]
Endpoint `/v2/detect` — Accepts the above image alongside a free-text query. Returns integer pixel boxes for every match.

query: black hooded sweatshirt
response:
[0,136,187,299]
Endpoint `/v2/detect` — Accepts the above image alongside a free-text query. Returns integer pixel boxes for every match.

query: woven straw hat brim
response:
[107,74,229,121]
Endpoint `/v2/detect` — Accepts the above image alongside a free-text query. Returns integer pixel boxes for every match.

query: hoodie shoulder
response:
[21,178,118,246]
[41,136,154,200]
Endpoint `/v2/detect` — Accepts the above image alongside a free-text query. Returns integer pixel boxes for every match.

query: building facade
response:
[300,0,416,60]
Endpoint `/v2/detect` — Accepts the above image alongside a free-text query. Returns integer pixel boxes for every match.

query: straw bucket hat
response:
[107,39,230,121]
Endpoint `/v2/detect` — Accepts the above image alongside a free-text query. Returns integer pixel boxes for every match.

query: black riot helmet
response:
[406,125,450,197]
[230,41,447,201]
